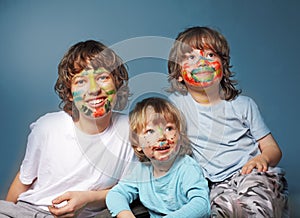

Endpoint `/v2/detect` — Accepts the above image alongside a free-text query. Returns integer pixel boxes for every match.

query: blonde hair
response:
[129,97,192,162]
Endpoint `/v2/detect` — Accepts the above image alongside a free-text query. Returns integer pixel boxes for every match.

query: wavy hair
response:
[54,40,129,121]
[168,26,241,100]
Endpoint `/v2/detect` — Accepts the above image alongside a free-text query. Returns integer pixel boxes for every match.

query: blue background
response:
[0,0,299,216]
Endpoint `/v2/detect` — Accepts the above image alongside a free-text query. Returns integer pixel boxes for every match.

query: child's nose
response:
[88,76,101,94]
[157,129,167,140]
[197,58,208,67]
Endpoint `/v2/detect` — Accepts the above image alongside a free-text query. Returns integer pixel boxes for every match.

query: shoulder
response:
[173,156,207,188]
[122,162,152,182]
[35,111,71,124]
[169,93,186,103]
[168,93,193,111]
[228,95,258,110]
[232,95,258,105]
[176,155,204,175]
[30,111,73,132]
[111,112,129,130]
[111,112,129,123]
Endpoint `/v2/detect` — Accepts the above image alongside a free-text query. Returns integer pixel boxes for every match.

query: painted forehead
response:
[78,67,110,76]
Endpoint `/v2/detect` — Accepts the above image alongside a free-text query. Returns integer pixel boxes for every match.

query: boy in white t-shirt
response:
[0,40,136,217]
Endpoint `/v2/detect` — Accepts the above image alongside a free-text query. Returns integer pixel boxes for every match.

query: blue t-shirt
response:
[169,94,270,182]
[106,155,210,218]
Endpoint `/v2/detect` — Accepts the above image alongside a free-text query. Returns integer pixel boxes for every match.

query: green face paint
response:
[71,67,117,119]
[181,48,223,87]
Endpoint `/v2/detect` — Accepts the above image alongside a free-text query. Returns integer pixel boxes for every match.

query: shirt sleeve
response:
[164,161,210,218]
[106,175,139,217]
[246,97,270,140]
[19,121,43,185]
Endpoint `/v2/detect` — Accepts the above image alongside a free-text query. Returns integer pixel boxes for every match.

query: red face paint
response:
[93,107,106,117]
[181,48,223,88]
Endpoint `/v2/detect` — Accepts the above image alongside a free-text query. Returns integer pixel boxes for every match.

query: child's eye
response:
[145,129,154,135]
[166,127,172,132]
[73,78,86,86]
[206,52,217,59]
[97,75,110,82]
[187,55,196,60]
[165,125,176,132]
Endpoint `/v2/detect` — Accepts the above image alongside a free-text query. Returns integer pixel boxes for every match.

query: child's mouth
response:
[154,145,170,151]
[87,97,106,108]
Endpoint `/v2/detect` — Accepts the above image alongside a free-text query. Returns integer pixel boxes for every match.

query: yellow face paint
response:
[181,48,223,87]
[71,67,117,118]
[88,71,97,92]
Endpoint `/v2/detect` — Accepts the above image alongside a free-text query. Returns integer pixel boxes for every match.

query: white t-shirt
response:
[18,111,135,217]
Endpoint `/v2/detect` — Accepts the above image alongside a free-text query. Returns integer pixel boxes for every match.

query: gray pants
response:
[0,199,149,218]
[209,171,289,218]
[0,200,53,218]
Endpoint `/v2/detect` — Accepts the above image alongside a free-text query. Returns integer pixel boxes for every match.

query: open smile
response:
[154,145,171,151]
[86,97,107,108]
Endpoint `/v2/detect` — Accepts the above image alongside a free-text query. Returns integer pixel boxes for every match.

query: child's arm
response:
[241,133,282,175]
[116,210,136,218]
[6,171,32,203]
[165,163,210,218]
[106,182,139,218]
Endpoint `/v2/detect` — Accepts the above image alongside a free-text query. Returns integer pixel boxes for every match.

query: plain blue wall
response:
[1,0,299,215]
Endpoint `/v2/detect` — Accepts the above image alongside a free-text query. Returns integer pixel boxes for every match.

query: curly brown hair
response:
[168,26,241,100]
[54,40,129,121]
[129,97,192,163]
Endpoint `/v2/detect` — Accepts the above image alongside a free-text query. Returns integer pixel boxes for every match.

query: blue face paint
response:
[160,141,166,147]
[190,55,213,65]
[72,90,84,102]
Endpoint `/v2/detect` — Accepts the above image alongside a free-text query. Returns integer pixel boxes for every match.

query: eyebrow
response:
[79,67,109,76]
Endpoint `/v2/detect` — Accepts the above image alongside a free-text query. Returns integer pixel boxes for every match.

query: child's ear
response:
[178,76,183,82]
[136,146,143,152]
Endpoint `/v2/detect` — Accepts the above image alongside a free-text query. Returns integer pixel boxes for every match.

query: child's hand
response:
[117,210,136,218]
[241,154,269,175]
[48,191,86,217]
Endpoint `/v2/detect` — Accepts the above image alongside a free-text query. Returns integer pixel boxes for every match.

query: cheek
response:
[181,71,200,86]
[210,60,222,71]
[72,90,84,102]
[167,132,178,143]
[213,62,223,78]
[101,81,116,91]
[181,62,193,72]
[139,135,154,147]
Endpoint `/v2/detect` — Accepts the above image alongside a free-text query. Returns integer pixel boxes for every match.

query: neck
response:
[188,83,222,105]
[152,156,176,178]
[75,111,112,135]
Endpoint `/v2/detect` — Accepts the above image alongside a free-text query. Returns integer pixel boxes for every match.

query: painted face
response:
[180,48,223,88]
[138,106,180,162]
[71,67,116,118]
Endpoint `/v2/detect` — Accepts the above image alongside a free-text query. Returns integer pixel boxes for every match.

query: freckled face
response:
[137,107,180,162]
[180,48,223,88]
[71,67,117,119]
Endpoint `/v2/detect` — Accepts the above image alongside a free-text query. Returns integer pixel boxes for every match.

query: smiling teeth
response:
[89,99,103,105]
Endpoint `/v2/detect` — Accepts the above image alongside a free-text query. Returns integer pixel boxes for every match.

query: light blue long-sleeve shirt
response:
[106,155,210,218]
